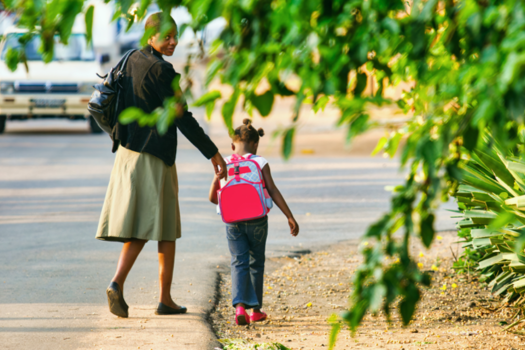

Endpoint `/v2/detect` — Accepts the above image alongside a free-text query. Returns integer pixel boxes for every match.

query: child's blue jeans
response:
[226,216,268,309]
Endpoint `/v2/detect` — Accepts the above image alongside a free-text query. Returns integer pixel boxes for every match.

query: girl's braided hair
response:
[232,118,265,143]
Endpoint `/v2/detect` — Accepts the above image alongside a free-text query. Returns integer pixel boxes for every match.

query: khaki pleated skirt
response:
[96,146,181,242]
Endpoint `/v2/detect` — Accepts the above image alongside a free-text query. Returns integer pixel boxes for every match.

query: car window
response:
[1,33,95,61]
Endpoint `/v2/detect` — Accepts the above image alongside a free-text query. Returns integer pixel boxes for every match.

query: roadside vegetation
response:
[454,134,525,332]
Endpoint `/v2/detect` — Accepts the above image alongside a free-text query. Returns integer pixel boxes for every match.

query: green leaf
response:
[5,48,19,72]
[506,195,525,208]
[473,99,496,124]
[499,52,525,92]
[328,314,341,350]
[221,90,240,135]
[399,283,420,325]
[366,214,390,238]
[171,74,182,94]
[488,211,516,231]
[156,108,170,135]
[347,114,370,143]
[313,95,329,113]
[420,213,435,248]
[85,5,94,45]
[205,60,223,87]
[386,133,403,158]
[508,161,525,174]
[270,78,295,96]
[192,90,222,107]
[354,72,368,97]
[369,283,387,312]
[463,124,479,151]
[282,127,295,160]
[250,90,274,117]
[372,136,388,156]
[140,27,157,47]
[119,107,145,124]
[346,299,369,331]
[461,164,507,194]
[205,101,216,120]
[274,343,292,350]
[473,149,515,189]
[125,14,135,33]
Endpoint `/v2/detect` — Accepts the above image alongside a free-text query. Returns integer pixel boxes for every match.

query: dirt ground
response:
[210,231,525,350]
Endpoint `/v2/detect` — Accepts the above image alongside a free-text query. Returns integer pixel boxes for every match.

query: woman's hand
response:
[288,217,299,237]
[211,152,227,180]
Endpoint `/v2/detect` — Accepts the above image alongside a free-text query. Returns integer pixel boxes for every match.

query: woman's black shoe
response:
[155,302,187,315]
[106,281,129,318]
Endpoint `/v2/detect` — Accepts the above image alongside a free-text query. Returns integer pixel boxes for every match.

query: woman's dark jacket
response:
[112,45,218,166]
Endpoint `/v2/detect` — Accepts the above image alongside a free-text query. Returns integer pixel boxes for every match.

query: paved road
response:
[0,119,456,349]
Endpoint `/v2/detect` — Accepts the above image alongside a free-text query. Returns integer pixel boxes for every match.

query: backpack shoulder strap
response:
[231,154,244,181]
[118,49,137,73]
[112,49,138,90]
[231,154,245,161]
[248,154,266,187]
[110,49,137,80]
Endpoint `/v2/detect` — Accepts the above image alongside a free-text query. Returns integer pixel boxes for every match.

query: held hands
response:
[211,152,227,180]
[288,217,299,237]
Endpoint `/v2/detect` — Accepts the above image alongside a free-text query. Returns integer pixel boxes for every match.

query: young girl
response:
[209,119,299,325]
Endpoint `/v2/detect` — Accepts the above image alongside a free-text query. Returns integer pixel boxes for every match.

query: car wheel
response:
[89,116,103,134]
[0,116,6,134]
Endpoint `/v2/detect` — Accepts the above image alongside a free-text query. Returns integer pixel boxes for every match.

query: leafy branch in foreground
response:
[328,0,525,346]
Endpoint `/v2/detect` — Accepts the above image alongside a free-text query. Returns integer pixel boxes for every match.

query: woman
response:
[96,12,227,318]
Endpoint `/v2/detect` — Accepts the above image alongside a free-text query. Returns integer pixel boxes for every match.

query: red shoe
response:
[250,310,267,323]
[235,306,250,326]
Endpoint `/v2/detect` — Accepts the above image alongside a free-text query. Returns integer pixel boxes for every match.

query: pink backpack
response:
[217,154,273,223]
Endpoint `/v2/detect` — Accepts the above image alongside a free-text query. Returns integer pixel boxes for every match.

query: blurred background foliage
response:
[3,0,525,345]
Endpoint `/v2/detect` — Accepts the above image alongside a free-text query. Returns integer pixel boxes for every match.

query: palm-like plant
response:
[455,134,525,308]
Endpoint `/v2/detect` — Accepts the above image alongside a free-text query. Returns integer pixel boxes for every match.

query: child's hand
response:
[209,173,221,204]
[288,217,299,237]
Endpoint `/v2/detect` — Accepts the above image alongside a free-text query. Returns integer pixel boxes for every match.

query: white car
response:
[0,27,106,134]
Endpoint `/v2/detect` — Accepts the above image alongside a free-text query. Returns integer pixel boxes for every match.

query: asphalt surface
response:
[0,119,456,349]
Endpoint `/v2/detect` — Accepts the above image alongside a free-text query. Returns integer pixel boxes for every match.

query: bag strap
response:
[230,153,267,187]
[104,49,137,80]
[110,49,138,130]
[246,154,267,188]
[231,154,245,161]
[99,49,137,87]
[117,49,137,74]
[231,154,241,181]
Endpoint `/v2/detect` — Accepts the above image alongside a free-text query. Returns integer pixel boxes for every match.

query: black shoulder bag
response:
[87,49,137,135]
